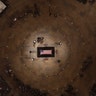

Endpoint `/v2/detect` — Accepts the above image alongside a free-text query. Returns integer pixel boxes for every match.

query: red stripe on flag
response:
[40,50,52,55]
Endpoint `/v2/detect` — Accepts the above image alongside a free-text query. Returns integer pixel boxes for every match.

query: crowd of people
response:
[60,84,79,96]
[89,83,96,96]
[9,3,41,27]
[13,77,49,96]
[77,0,95,4]
[0,76,11,96]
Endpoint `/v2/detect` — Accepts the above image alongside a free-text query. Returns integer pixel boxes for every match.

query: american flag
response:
[40,50,52,55]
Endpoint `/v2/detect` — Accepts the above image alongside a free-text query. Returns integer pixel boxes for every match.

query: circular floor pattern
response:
[11,27,69,91]
[0,0,96,96]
